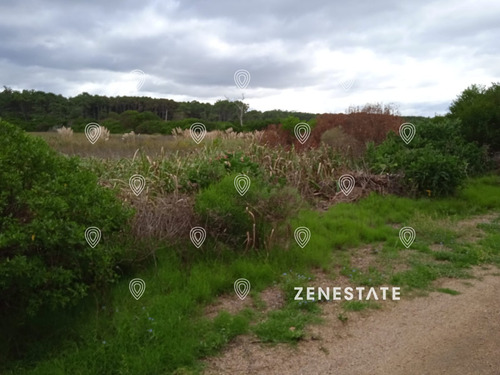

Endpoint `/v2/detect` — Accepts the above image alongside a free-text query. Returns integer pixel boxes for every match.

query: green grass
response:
[342,300,381,311]
[4,175,500,374]
[436,288,461,295]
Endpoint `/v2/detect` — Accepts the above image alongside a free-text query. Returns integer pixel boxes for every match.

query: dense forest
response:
[0,87,318,134]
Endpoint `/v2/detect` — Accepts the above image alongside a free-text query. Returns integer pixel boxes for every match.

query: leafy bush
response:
[449,83,500,152]
[367,118,491,196]
[186,151,260,190]
[194,174,302,249]
[218,151,260,175]
[187,159,227,189]
[402,146,466,196]
[0,120,133,319]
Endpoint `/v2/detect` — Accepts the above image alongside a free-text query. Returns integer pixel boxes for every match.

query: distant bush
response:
[320,126,364,158]
[0,120,133,319]
[312,112,403,149]
[194,174,302,249]
[367,118,491,196]
[449,82,500,152]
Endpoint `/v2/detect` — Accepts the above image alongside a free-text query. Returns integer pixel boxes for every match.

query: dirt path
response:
[204,267,500,375]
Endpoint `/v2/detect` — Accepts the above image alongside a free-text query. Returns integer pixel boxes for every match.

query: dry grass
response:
[32,131,404,243]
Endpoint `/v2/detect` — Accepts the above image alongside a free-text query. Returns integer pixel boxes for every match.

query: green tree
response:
[449,83,500,152]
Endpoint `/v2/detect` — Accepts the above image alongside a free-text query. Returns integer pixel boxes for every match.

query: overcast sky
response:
[0,0,498,116]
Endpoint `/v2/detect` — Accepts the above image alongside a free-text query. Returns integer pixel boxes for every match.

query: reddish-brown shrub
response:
[310,112,403,149]
[260,123,295,149]
[260,111,403,153]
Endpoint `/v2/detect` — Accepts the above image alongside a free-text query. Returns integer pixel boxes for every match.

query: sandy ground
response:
[204,267,500,375]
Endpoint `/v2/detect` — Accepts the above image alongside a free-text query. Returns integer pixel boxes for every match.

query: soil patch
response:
[204,266,500,375]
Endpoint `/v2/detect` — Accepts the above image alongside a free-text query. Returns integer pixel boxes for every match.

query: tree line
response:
[0,87,316,134]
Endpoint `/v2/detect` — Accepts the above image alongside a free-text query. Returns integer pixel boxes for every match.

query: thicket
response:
[366,118,491,196]
[195,174,303,249]
[0,120,133,322]
[449,82,500,153]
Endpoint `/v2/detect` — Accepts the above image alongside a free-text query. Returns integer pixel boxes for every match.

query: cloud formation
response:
[0,0,498,115]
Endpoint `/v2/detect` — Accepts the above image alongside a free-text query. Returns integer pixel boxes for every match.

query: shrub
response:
[187,159,227,189]
[186,151,260,190]
[449,82,500,152]
[402,145,466,196]
[320,126,364,157]
[0,120,133,319]
[194,174,302,249]
[367,118,491,196]
[311,112,403,149]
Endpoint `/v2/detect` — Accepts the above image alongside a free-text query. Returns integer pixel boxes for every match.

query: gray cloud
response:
[0,0,498,115]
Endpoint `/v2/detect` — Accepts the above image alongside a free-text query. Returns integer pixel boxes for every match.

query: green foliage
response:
[186,151,260,190]
[217,151,260,175]
[0,120,133,319]
[187,159,227,189]
[367,118,491,196]
[449,82,500,152]
[3,175,500,373]
[281,115,301,134]
[194,174,302,248]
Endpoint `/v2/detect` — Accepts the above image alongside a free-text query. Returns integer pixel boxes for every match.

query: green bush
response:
[194,174,302,249]
[0,120,133,319]
[187,151,260,190]
[403,145,466,196]
[367,118,491,196]
[187,159,227,189]
[449,82,500,152]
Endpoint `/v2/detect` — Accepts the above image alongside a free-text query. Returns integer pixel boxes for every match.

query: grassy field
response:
[4,133,500,375]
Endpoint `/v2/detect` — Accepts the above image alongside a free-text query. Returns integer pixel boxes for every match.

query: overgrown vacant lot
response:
[2,122,499,375]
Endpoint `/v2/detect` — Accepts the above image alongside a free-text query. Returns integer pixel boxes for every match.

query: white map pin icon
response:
[234,69,250,90]
[190,122,206,144]
[234,174,251,196]
[294,226,311,248]
[339,174,355,196]
[129,174,146,196]
[190,227,206,248]
[234,278,251,300]
[399,123,416,145]
[129,278,146,300]
[85,226,101,248]
[85,123,101,144]
[130,69,146,91]
[399,226,416,248]
[339,78,356,91]
[294,123,311,145]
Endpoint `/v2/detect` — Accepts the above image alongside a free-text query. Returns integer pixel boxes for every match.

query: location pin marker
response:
[129,278,146,300]
[294,226,311,248]
[339,78,356,91]
[85,226,101,248]
[129,174,146,196]
[338,174,355,196]
[85,123,101,144]
[294,123,311,145]
[190,122,206,144]
[234,174,251,196]
[399,123,416,145]
[399,226,416,248]
[190,227,206,248]
[234,278,251,300]
[129,69,146,91]
[234,69,250,90]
